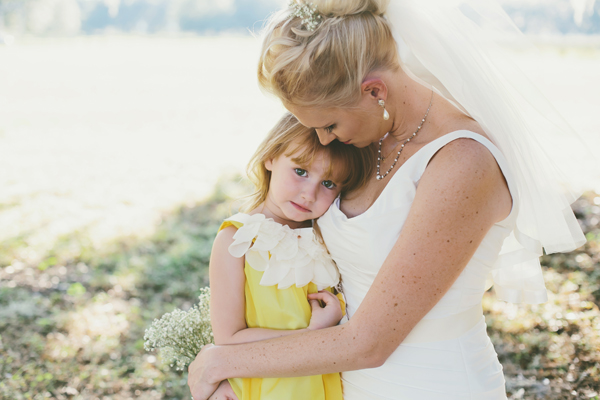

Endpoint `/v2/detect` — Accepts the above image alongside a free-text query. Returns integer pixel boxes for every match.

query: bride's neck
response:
[386,70,435,143]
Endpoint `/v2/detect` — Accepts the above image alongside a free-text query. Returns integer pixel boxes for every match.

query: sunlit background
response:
[0,1,599,399]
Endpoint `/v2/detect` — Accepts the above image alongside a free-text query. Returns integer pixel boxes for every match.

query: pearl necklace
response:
[376,91,434,181]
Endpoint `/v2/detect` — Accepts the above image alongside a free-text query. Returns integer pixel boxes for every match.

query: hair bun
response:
[308,0,388,17]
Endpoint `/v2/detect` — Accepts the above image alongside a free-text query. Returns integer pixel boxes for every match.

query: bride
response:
[189,0,592,398]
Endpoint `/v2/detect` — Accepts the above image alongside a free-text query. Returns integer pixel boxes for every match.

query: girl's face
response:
[263,146,342,227]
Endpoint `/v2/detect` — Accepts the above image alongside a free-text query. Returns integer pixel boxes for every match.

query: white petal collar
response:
[225,213,339,290]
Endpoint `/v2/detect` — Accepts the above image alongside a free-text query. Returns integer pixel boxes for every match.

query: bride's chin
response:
[351,140,372,149]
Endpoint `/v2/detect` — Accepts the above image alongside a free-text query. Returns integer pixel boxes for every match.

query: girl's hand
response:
[207,379,238,400]
[307,290,343,330]
[188,344,221,400]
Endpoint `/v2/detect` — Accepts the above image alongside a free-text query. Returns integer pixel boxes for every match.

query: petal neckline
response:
[224,213,339,290]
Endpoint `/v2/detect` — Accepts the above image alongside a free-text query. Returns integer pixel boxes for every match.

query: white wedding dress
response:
[318,131,515,399]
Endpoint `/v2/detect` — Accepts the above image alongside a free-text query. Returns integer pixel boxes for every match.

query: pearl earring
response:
[378,99,390,120]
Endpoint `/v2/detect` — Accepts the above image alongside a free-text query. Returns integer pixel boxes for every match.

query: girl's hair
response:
[242,112,374,213]
[258,0,399,108]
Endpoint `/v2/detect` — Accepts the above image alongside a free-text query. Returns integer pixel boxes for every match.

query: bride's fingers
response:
[188,344,212,375]
[188,345,219,400]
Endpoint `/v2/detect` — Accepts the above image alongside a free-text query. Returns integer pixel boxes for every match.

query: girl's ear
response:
[264,159,274,171]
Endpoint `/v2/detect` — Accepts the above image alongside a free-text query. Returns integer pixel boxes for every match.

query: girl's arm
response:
[210,226,343,346]
[191,139,512,398]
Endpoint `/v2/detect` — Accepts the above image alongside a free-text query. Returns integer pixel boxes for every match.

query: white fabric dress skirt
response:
[318,131,514,399]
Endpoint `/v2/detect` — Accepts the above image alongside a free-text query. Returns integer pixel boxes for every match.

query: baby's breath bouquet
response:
[144,287,213,370]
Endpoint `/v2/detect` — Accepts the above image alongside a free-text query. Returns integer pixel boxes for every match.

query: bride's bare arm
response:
[189,139,511,399]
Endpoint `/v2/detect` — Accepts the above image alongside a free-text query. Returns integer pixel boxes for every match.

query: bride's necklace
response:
[376,91,434,181]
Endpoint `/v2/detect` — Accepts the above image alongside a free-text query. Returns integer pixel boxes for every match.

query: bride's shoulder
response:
[428,111,499,177]
[421,103,506,187]
[421,129,512,222]
[431,136,496,167]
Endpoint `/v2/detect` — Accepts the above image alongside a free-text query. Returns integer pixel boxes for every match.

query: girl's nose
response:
[301,182,319,202]
[315,129,336,146]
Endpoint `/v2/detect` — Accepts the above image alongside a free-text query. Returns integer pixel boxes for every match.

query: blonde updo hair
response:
[258,0,399,108]
[242,113,374,213]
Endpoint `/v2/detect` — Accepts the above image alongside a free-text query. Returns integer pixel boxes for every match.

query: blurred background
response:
[0,0,599,399]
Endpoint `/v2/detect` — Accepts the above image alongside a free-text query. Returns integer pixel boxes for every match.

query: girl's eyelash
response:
[294,167,336,189]
[325,124,335,133]
[322,180,337,189]
[294,168,307,177]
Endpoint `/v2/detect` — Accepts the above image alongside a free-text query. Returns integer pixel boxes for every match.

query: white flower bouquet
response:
[144,287,213,371]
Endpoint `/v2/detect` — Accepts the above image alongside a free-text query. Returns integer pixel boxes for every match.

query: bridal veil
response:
[385,0,597,303]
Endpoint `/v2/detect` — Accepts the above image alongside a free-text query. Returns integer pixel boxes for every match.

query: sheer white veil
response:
[385,0,597,303]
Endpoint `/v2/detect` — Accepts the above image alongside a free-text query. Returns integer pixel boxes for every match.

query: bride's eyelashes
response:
[325,124,336,133]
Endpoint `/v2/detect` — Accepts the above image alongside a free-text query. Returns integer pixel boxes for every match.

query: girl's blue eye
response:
[294,168,307,177]
[322,180,336,189]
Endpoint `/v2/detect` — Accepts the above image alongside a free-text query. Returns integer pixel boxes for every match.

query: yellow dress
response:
[218,213,345,400]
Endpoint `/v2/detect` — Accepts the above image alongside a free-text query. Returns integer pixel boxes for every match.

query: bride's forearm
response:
[206,321,380,382]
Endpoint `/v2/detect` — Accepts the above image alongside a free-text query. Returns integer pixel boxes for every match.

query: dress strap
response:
[411,130,519,226]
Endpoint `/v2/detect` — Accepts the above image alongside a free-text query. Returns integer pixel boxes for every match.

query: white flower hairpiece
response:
[290,1,323,31]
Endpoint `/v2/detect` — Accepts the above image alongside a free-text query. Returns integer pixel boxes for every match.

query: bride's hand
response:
[188,344,221,400]
[207,379,238,400]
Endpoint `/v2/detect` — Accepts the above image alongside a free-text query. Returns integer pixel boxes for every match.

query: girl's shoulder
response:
[219,213,340,290]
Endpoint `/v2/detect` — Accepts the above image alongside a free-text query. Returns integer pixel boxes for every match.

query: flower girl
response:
[207,113,372,400]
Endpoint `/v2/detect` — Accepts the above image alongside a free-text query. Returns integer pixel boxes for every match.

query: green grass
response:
[0,180,240,399]
[0,183,598,399]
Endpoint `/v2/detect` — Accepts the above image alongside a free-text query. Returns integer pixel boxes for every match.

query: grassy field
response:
[0,36,599,399]
[0,183,236,399]
[1,184,599,399]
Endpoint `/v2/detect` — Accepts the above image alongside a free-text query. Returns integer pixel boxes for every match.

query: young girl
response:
[207,113,373,400]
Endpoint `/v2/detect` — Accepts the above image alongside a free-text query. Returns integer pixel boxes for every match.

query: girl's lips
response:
[342,139,351,144]
[291,202,311,212]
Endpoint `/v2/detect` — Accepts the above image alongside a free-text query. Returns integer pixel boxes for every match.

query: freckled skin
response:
[188,68,513,400]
